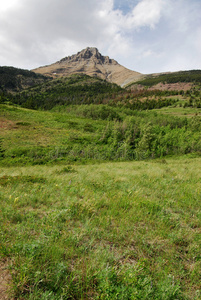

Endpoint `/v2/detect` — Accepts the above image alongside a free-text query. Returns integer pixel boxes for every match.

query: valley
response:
[0,48,201,299]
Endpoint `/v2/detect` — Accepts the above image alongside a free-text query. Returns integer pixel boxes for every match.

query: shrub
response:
[0,138,5,158]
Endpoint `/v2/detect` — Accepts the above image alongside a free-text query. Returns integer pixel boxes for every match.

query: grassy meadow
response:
[0,72,201,299]
[1,157,201,299]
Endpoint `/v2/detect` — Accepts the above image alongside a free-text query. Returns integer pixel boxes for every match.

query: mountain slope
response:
[9,74,123,109]
[32,47,142,86]
[127,70,201,90]
[0,66,49,93]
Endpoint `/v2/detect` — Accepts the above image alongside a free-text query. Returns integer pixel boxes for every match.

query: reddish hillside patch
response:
[0,119,17,130]
[130,82,194,91]
[149,82,193,91]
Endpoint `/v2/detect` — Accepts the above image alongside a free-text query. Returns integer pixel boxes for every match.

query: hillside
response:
[128,70,201,91]
[32,47,142,86]
[0,66,49,93]
[1,65,201,299]
[1,70,201,112]
[7,74,123,109]
[1,101,201,166]
[1,102,201,299]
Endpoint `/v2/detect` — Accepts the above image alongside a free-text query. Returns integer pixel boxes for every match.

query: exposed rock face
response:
[32,47,142,86]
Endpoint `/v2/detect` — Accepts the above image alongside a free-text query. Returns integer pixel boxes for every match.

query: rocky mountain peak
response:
[59,47,117,65]
[32,47,142,86]
[79,47,100,58]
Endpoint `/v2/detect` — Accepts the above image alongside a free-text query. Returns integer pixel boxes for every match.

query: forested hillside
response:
[0,66,49,92]
[1,69,201,111]
[131,70,201,87]
[8,74,122,109]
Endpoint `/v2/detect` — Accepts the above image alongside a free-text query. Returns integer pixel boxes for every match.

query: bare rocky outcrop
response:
[32,47,143,86]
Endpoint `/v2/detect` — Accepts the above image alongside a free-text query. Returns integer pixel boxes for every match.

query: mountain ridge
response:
[32,47,143,86]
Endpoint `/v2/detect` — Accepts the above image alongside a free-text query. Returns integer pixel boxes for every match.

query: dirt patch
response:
[0,119,17,130]
[149,82,193,91]
[0,260,13,300]
[131,82,194,91]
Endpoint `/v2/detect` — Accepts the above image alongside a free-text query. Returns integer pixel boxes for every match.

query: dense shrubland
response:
[183,87,201,108]
[1,104,201,166]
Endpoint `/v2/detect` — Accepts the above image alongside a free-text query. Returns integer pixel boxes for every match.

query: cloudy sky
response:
[0,0,201,74]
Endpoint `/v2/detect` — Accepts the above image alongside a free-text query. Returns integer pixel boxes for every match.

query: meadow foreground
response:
[0,157,201,299]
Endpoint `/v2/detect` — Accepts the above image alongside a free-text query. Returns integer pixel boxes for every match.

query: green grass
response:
[0,104,106,165]
[1,157,201,299]
[0,102,201,298]
[153,106,201,117]
[1,70,201,298]
[1,103,201,167]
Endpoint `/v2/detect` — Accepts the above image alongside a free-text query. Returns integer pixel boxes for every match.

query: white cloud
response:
[0,0,20,12]
[125,0,164,29]
[0,0,200,73]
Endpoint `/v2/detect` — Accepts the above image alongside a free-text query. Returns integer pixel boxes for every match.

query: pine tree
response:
[0,138,5,158]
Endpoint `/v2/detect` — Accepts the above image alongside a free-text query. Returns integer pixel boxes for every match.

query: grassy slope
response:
[0,104,109,166]
[0,103,201,299]
[0,158,201,299]
[1,103,201,167]
[0,70,201,299]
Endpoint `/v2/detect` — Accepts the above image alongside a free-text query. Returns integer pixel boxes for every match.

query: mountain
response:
[32,47,142,87]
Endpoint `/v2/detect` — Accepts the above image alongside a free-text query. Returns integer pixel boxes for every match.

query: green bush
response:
[0,138,5,158]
